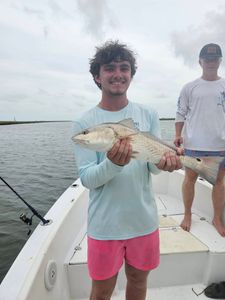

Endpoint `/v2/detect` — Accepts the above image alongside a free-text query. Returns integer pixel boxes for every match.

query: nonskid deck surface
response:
[70,213,208,266]
[156,193,225,252]
[76,284,211,300]
[69,192,225,300]
[70,192,225,266]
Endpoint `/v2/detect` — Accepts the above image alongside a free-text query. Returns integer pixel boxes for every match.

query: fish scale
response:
[129,134,168,163]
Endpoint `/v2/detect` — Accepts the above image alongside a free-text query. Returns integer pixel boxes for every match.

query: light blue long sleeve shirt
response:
[73,102,161,240]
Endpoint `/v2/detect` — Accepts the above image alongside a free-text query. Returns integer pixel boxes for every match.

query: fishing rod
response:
[0,176,50,228]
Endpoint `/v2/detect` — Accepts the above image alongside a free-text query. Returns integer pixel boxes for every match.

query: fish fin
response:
[118,118,137,130]
[195,156,224,185]
[141,131,177,151]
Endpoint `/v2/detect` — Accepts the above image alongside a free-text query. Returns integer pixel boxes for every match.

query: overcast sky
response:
[1,0,225,121]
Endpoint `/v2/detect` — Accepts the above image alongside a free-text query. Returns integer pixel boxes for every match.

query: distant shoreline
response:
[0,120,71,126]
[0,118,175,126]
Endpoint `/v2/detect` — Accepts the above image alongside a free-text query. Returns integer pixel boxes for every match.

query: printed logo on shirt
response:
[134,121,140,130]
[217,91,225,113]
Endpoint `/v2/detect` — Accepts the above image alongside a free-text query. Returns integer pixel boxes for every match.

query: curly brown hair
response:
[89,40,137,89]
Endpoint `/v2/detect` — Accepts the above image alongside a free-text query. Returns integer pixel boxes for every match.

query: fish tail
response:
[195,156,224,185]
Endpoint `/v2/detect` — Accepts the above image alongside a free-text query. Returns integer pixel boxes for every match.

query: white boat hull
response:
[0,170,225,300]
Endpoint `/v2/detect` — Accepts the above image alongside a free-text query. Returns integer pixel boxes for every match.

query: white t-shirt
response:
[175,77,225,151]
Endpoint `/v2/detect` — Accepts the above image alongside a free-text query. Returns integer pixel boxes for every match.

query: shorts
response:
[184,149,225,157]
[184,149,225,169]
[88,229,160,280]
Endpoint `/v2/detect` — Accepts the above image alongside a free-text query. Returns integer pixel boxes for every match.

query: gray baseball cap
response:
[199,43,222,58]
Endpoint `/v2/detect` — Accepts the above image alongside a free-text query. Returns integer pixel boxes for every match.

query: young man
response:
[174,43,225,237]
[74,41,181,300]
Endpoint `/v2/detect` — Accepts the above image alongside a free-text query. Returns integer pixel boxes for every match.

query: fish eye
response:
[82,130,89,135]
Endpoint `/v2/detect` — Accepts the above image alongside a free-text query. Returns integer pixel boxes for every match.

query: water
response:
[0,120,175,282]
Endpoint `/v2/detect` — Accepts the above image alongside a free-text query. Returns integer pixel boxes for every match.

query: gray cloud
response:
[48,0,75,20]
[16,1,76,38]
[16,3,49,38]
[171,6,225,66]
[76,0,116,40]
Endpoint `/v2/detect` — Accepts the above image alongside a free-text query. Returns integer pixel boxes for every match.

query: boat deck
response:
[1,173,225,300]
[68,192,225,299]
[85,284,210,300]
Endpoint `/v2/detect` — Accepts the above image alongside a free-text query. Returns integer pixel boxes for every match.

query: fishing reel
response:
[0,176,50,236]
[20,213,34,235]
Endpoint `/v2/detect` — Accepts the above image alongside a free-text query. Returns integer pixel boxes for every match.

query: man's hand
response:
[107,139,132,166]
[174,136,183,147]
[156,151,182,172]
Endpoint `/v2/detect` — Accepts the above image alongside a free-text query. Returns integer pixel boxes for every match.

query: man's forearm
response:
[175,122,184,137]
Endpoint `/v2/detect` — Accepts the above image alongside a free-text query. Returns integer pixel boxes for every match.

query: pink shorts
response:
[88,229,160,280]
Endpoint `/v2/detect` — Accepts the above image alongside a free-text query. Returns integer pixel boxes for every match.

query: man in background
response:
[174,43,225,237]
